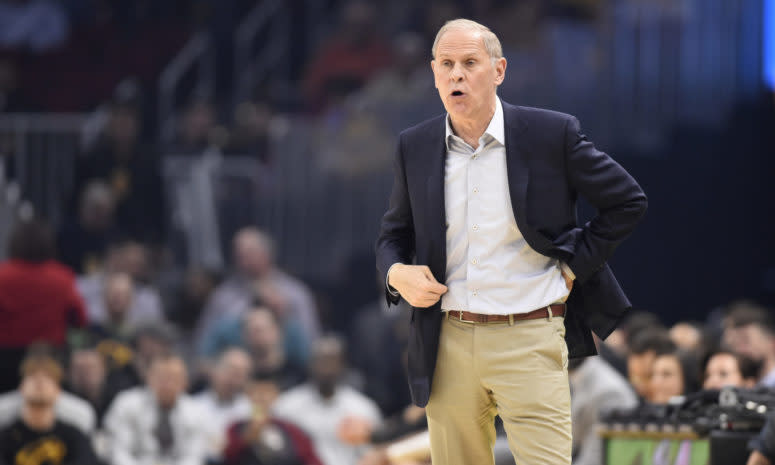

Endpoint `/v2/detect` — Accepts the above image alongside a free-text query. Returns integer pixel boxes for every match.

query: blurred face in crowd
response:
[148,357,187,409]
[79,181,115,231]
[211,349,252,401]
[20,368,61,408]
[243,308,281,354]
[649,354,684,404]
[669,323,702,352]
[724,324,774,363]
[69,350,106,399]
[108,106,139,149]
[104,272,133,322]
[246,379,280,416]
[182,100,215,147]
[431,26,506,128]
[233,229,272,278]
[703,353,753,390]
[310,339,345,398]
[627,350,656,399]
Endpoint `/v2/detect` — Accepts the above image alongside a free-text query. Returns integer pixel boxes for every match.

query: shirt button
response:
[471,258,478,265]
[473,225,479,231]
[472,154,478,160]
[472,290,478,296]
[473,187,479,194]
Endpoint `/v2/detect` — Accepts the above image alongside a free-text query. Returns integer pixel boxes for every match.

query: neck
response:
[449,99,496,149]
[22,405,56,431]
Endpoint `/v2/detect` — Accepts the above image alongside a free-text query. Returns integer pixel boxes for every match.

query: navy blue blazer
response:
[375,100,647,407]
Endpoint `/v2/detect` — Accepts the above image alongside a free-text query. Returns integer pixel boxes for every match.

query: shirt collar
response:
[445,97,505,150]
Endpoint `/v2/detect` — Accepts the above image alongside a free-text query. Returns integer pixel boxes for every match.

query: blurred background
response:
[0,0,773,464]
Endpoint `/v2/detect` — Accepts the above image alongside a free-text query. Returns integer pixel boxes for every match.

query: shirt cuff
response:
[560,262,576,281]
[386,263,401,297]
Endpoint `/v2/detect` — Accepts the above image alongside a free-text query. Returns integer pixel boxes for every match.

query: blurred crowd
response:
[0,1,773,465]
[2,215,775,465]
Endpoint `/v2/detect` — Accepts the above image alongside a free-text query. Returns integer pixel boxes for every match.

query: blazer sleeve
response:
[375,133,416,304]
[563,116,647,283]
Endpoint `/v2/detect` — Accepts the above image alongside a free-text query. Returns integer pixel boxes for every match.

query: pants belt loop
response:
[508,314,514,326]
[547,306,553,321]
[446,311,450,321]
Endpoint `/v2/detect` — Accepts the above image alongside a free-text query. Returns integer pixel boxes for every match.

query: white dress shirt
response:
[442,97,570,315]
[103,387,207,465]
[272,384,382,465]
[387,98,573,314]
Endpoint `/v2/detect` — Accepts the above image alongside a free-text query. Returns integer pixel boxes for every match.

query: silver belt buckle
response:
[458,310,476,324]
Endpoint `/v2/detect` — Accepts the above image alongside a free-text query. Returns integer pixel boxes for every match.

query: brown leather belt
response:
[446,304,566,324]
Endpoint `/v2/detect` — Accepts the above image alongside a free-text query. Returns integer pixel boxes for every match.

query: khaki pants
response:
[426,314,572,465]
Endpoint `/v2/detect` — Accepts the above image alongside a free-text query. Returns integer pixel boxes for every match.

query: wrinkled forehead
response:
[435,28,488,58]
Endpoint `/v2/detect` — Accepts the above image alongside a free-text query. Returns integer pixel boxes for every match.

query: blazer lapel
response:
[425,118,449,282]
[503,103,553,251]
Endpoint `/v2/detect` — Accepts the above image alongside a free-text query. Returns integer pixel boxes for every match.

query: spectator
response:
[223,101,272,162]
[105,322,177,394]
[723,303,775,387]
[302,0,392,111]
[57,180,121,274]
[701,349,759,390]
[77,241,164,328]
[0,219,87,392]
[65,348,114,425]
[0,353,98,465]
[104,354,207,465]
[669,321,704,354]
[73,99,164,244]
[200,304,308,385]
[0,347,96,434]
[167,267,218,335]
[569,357,638,465]
[626,328,676,400]
[648,349,698,404]
[600,310,664,377]
[91,272,140,342]
[273,336,382,465]
[0,0,69,52]
[169,97,217,155]
[195,227,319,355]
[192,348,253,463]
[223,373,324,465]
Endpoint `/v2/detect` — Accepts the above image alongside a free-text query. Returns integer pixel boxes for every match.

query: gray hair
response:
[431,18,503,61]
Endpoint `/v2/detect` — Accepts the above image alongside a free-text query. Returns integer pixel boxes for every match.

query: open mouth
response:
[451,90,464,97]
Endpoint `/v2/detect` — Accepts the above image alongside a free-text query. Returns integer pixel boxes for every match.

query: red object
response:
[223,419,324,465]
[0,260,87,347]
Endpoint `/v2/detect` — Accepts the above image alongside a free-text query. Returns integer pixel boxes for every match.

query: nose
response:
[450,63,464,81]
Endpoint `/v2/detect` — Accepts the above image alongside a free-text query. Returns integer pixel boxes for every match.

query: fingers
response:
[421,266,448,294]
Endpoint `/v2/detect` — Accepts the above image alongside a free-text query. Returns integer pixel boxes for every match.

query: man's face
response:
[725,324,773,362]
[212,350,252,398]
[148,359,187,409]
[431,28,506,125]
[20,371,60,407]
[246,381,279,414]
[69,351,106,394]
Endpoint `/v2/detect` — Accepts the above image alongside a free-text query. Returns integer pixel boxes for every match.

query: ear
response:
[494,57,507,85]
[431,60,439,88]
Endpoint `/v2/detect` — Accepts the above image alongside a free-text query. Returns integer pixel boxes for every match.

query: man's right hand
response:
[388,264,448,308]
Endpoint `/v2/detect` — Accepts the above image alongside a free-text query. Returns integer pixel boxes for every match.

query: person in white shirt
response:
[103,355,206,465]
[192,347,253,462]
[272,337,382,465]
[376,18,646,465]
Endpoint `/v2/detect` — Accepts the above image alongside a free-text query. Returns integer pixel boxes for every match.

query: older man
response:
[376,19,647,465]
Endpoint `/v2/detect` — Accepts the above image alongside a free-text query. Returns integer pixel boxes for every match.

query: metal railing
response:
[158,32,215,146]
[233,0,290,105]
[0,113,91,229]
